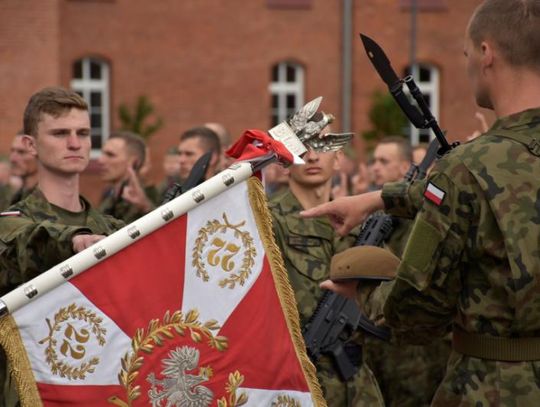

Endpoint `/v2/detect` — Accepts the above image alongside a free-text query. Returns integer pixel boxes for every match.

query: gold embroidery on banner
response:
[38,303,106,380]
[217,371,249,407]
[271,394,302,406]
[192,213,256,289]
[111,309,248,407]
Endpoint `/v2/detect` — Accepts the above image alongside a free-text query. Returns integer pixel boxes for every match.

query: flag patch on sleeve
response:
[424,182,445,206]
[0,211,21,217]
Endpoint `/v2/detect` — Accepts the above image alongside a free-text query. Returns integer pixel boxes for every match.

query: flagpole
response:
[0,95,345,317]
[0,157,276,316]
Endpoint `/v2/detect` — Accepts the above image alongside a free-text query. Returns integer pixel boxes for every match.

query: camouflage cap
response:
[330,246,400,281]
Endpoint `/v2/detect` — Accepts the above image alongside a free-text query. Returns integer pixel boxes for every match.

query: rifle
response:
[302,138,440,379]
[303,35,456,379]
[360,33,459,156]
[161,151,213,204]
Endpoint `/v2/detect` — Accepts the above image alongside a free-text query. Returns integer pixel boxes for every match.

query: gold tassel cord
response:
[247,177,327,407]
[0,315,42,407]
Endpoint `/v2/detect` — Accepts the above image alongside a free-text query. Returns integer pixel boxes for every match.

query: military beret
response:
[330,246,400,281]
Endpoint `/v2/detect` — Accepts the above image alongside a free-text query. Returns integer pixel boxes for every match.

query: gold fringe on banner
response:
[0,315,42,407]
[247,177,327,407]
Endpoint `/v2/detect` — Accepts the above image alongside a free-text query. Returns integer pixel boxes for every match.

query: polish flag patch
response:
[424,182,446,206]
[0,211,21,217]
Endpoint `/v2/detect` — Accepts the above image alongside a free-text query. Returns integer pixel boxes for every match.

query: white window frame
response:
[406,64,439,146]
[268,61,305,126]
[71,58,110,158]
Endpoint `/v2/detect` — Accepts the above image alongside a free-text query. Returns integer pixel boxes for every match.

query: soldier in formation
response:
[0,87,124,405]
[270,147,384,407]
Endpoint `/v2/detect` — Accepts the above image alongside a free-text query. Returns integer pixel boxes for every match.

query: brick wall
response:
[0,0,487,205]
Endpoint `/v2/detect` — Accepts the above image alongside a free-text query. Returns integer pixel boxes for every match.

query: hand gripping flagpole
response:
[0,97,353,317]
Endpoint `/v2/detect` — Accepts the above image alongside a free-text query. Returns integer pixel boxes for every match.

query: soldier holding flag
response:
[0,87,124,405]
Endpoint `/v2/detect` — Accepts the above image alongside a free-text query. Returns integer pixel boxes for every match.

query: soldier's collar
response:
[491,107,540,132]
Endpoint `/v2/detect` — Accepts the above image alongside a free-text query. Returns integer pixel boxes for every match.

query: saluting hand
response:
[122,166,153,213]
[72,234,106,253]
[300,190,384,236]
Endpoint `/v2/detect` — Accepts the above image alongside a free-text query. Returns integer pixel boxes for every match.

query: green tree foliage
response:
[118,95,164,139]
[361,91,408,142]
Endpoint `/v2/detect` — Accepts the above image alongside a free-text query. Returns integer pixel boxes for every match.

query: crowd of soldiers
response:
[1,0,540,405]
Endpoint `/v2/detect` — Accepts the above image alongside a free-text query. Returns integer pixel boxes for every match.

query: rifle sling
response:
[453,325,540,361]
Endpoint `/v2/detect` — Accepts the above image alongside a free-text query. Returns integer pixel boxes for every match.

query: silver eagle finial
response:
[287,97,354,153]
[267,96,354,162]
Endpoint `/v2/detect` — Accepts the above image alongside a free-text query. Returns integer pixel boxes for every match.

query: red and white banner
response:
[1,178,323,406]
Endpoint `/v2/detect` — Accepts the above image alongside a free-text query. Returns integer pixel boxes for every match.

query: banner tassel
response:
[247,177,327,407]
[0,315,42,407]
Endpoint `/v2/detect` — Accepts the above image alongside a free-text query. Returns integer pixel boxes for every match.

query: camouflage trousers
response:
[316,356,384,407]
[363,336,451,407]
[431,350,540,406]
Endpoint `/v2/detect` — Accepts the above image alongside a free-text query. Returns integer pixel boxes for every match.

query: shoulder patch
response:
[0,211,21,217]
[424,182,446,206]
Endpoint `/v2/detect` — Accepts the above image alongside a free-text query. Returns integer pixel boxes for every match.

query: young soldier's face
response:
[372,143,409,186]
[177,138,206,180]
[27,108,91,176]
[99,138,132,183]
[289,149,338,188]
[10,135,37,178]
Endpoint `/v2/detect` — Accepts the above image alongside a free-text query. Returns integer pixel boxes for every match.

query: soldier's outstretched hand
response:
[320,279,358,299]
[301,190,384,236]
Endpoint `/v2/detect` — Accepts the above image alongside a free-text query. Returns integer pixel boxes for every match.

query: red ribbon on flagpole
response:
[226,129,294,165]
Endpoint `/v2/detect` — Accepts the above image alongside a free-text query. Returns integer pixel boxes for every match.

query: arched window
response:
[269,61,305,127]
[71,57,110,156]
[404,64,440,145]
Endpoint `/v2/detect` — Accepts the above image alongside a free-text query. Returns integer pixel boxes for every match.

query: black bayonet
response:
[161,151,213,204]
[360,33,455,154]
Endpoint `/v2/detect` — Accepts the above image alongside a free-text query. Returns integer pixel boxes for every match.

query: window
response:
[71,57,110,157]
[403,64,440,145]
[269,62,305,127]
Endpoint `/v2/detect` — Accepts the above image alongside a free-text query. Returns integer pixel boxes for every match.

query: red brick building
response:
[0,0,486,204]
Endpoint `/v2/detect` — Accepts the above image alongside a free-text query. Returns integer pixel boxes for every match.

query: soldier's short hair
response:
[469,0,540,70]
[165,146,180,155]
[377,136,413,162]
[109,131,147,170]
[23,87,88,137]
[180,126,221,155]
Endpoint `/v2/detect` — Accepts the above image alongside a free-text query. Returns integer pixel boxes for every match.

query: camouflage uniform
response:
[0,185,13,212]
[363,108,540,406]
[99,184,158,224]
[0,188,124,406]
[3,186,34,210]
[270,190,384,407]
[364,217,451,407]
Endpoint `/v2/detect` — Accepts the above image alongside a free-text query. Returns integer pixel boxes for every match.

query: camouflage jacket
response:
[364,108,540,406]
[98,184,158,225]
[270,190,384,407]
[0,189,124,296]
[0,185,14,212]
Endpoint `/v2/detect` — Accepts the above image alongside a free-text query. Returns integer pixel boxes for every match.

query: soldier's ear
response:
[22,135,38,157]
[480,40,494,71]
